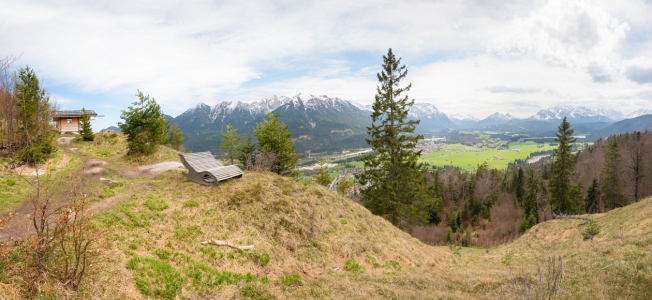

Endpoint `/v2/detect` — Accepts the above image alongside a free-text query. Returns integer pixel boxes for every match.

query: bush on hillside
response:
[118,90,169,155]
[15,134,56,164]
[582,221,601,241]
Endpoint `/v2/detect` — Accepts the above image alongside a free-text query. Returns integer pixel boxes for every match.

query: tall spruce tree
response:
[79,108,94,141]
[521,167,539,228]
[358,48,433,228]
[602,137,626,209]
[254,113,300,177]
[515,167,525,205]
[585,177,600,213]
[549,117,578,214]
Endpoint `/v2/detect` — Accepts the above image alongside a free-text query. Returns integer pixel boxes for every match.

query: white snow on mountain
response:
[484,112,517,122]
[529,104,624,122]
[625,109,652,119]
[448,113,479,122]
[183,94,368,122]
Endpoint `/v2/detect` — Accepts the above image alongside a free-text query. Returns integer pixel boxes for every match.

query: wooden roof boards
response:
[53,110,100,118]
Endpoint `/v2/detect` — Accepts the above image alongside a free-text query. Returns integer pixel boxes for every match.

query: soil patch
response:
[138,161,185,176]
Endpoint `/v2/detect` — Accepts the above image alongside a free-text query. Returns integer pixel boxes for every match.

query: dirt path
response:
[0,137,186,242]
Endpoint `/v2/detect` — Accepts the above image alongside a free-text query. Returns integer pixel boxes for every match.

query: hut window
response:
[67,119,72,123]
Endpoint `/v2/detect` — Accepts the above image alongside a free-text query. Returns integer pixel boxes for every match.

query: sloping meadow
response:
[95,170,463,299]
[490,197,652,299]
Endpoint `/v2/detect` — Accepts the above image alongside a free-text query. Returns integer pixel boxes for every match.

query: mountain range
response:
[102,94,652,154]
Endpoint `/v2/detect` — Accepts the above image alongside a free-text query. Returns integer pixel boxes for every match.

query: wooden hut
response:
[52,110,102,134]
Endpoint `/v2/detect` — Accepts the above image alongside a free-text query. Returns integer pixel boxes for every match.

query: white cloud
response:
[0,0,651,122]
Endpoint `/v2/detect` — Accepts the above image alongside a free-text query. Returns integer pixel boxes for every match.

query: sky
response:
[1,0,652,130]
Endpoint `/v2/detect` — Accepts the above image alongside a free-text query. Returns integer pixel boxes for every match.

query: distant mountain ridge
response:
[171,94,373,154]
[528,104,623,123]
[103,96,652,153]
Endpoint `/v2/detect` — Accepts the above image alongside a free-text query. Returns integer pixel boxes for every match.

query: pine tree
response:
[520,167,539,230]
[515,167,525,205]
[168,123,184,151]
[549,117,578,214]
[446,226,453,244]
[336,179,353,195]
[602,137,626,209]
[15,66,55,163]
[254,113,300,177]
[221,124,241,165]
[236,133,257,170]
[118,90,169,155]
[585,177,600,213]
[358,48,433,228]
[428,197,443,225]
[315,158,333,186]
[449,211,458,233]
[79,108,94,141]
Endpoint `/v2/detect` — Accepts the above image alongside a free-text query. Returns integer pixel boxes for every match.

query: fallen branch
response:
[552,213,592,221]
[200,238,254,250]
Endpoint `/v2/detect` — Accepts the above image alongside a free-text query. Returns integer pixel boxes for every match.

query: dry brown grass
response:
[3,136,652,299]
[89,170,465,299]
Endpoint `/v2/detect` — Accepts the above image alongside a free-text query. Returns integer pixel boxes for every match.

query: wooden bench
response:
[179,152,243,186]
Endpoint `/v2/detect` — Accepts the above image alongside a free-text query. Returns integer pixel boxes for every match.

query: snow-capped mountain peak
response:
[529,105,624,123]
[448,113,479,122]
[626,109,652,119]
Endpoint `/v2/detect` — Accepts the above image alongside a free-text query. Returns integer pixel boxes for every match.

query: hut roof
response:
[54,110,98,118]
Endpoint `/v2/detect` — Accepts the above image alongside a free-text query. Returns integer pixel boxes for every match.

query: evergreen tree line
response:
[416,119,652,246]
[574,131,652,213]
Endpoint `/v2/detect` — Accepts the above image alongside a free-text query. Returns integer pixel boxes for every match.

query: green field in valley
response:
[419,142,555,171]
[307,134,558,173]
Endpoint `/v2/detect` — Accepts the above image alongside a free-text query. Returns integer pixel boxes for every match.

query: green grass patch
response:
[187,261,268,289]
[175,225,202,240]
[183,200,199,207]
[127,256,184,300]
[144,198,169,211]
[344,259,364,272]
[279,271,302,286]
[249,249,271,267]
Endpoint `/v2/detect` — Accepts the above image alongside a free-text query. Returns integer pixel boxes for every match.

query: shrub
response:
[144,198,169,211]
[582,221,601,241]
[501,251,514,266]
[16,135,56,163]
[118,90,169,155]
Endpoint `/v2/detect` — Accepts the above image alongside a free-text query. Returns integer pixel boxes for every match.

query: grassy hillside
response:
[1,132,651,299]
